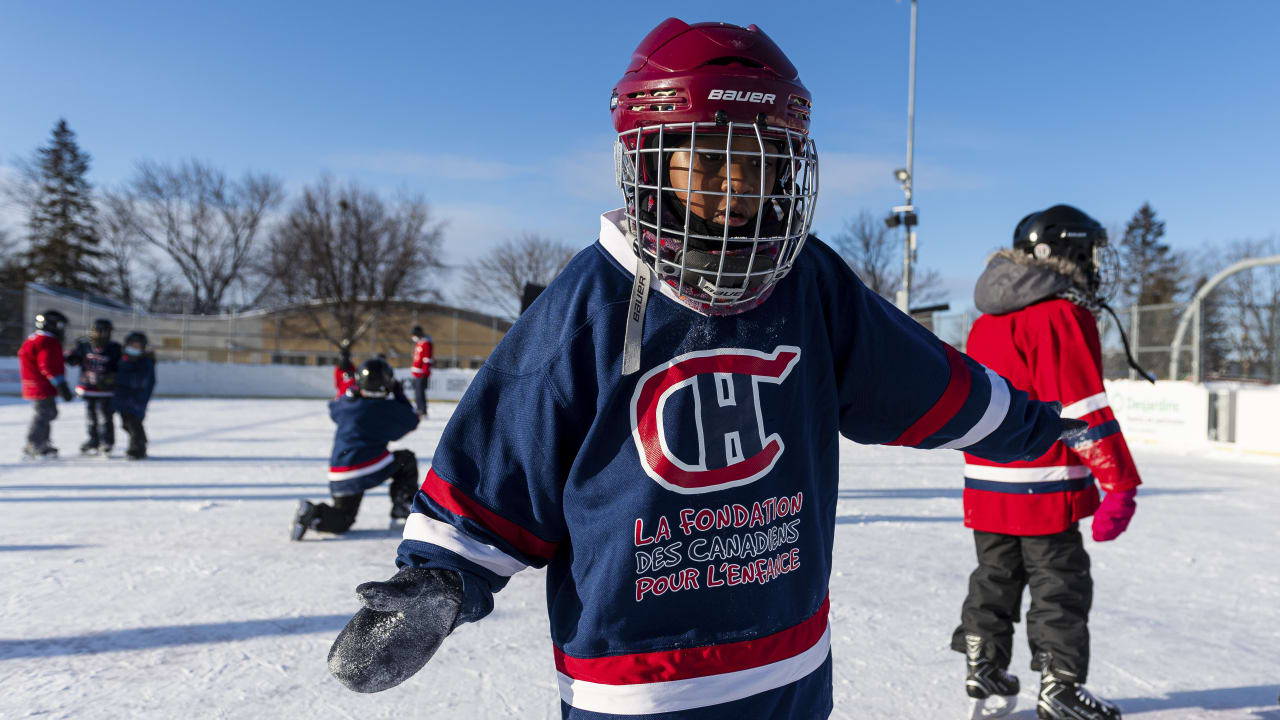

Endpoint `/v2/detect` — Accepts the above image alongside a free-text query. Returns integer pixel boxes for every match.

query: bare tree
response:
[830,210,948,307]
[0,227,29,289]
[264,176,445,348]
[96,189,144,306]
[128,159,283,313]
[458,234,577,319]
[1204,236,1280,382]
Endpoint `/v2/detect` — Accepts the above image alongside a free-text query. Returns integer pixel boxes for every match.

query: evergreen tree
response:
[24,119,103,291]
[1118,202,1182,305]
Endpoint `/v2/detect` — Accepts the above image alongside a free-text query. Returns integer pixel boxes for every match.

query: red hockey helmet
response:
[611,18,818,314]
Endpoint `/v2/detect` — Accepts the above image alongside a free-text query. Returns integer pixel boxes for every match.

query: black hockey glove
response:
[1059,417,1088,441]
[391,379,411,406]
[1046,401,1089,442]
[328,566,463,693]
[57,381,74,402]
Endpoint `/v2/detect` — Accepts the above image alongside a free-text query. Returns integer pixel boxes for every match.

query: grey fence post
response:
[1128,304,1140,381]
[1192,298,1202,383]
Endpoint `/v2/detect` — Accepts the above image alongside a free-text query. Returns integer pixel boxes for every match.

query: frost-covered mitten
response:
[328,567,463,693]
[1058,417,1088,441]
[1091,489,1136,542]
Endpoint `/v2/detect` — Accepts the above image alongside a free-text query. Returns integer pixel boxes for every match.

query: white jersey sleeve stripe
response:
[936,367,1012,450]
[963,464,1093,483]
[1061,392,1109,419]
[402,512,527,577]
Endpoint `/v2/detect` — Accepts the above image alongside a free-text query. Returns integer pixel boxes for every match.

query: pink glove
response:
[1092,489,1137,542]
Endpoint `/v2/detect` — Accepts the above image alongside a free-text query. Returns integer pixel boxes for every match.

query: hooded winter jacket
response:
[962,250,1142,536]
[18,331,66,400]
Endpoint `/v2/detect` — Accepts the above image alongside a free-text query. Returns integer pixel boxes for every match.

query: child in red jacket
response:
[954,205,1143,720]
[18,309,75,458]
[409,326,432,419]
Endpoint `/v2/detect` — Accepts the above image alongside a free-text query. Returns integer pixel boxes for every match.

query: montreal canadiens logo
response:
[630,346,800,494]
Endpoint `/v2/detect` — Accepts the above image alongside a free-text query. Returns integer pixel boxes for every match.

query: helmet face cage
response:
[90,319,113,345]
[615,120,818,314]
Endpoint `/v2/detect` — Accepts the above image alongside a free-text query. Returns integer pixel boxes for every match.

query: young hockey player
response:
[292,358,420,540]
[65,318,122,455]
[952,205,1142,720]
[334,340,357,397]
[18,309,74,458]
[410,326,432,419]
[114,331,157,460]
[326,19,1085,718]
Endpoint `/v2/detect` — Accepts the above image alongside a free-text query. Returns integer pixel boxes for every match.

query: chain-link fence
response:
[14,283,512,370]
[923,300,1278,385]
[7,282,1277,385]
[0,288,25,356]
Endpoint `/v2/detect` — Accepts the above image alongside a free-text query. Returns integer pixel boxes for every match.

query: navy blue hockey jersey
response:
[68,341,122,398]
[328,392,419,496]
[396,210,1062,718]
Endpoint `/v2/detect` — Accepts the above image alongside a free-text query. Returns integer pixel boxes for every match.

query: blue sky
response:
[2,1,1277,310]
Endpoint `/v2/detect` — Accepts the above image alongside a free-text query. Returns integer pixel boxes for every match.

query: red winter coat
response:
[19,332,66,400]
[334,364,356,397]
[411,338,433,378]
[963,298,1141,536]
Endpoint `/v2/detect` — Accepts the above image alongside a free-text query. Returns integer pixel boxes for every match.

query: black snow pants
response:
[951,525,1093,682]
[120,412,147,458]
[26,397,58,449]
[84,397,115,448]
[413,376,428,417]
[312,449,419,534]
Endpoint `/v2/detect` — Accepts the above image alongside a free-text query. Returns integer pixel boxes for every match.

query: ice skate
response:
[389,491,409,527]
[100,444,113,458]
[1037,670,1120,720]
[964,635,1019,718]
[292,500,320,541]
[80,441,100,456]
[23,443,59,460]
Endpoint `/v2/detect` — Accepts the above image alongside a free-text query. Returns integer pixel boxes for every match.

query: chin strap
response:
[622,252,653,376]
[1100,302,1156,384]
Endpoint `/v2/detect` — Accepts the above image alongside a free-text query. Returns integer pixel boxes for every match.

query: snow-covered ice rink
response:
[2,397,1277,719]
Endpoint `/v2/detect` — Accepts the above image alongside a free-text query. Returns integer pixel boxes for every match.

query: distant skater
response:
[334,339,357,396]
[114,331,157,460]
[18,310,74,458]
[65,318,122,455]
[410,326,432,419]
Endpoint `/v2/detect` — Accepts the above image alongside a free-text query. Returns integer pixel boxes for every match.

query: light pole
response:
[890,0,919,313]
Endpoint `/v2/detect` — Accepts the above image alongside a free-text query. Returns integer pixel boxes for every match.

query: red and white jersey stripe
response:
[554,597,830,714]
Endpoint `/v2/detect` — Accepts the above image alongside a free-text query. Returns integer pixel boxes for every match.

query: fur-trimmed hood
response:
[973,249,1093,316]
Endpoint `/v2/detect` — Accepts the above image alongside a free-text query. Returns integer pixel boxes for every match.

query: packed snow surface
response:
[1,397,1277,719]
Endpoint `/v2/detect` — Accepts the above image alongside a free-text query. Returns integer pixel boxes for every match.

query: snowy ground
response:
[1,397,1277,720]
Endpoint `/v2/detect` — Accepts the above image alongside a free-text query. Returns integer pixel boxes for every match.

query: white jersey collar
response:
[597,208,710,317]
